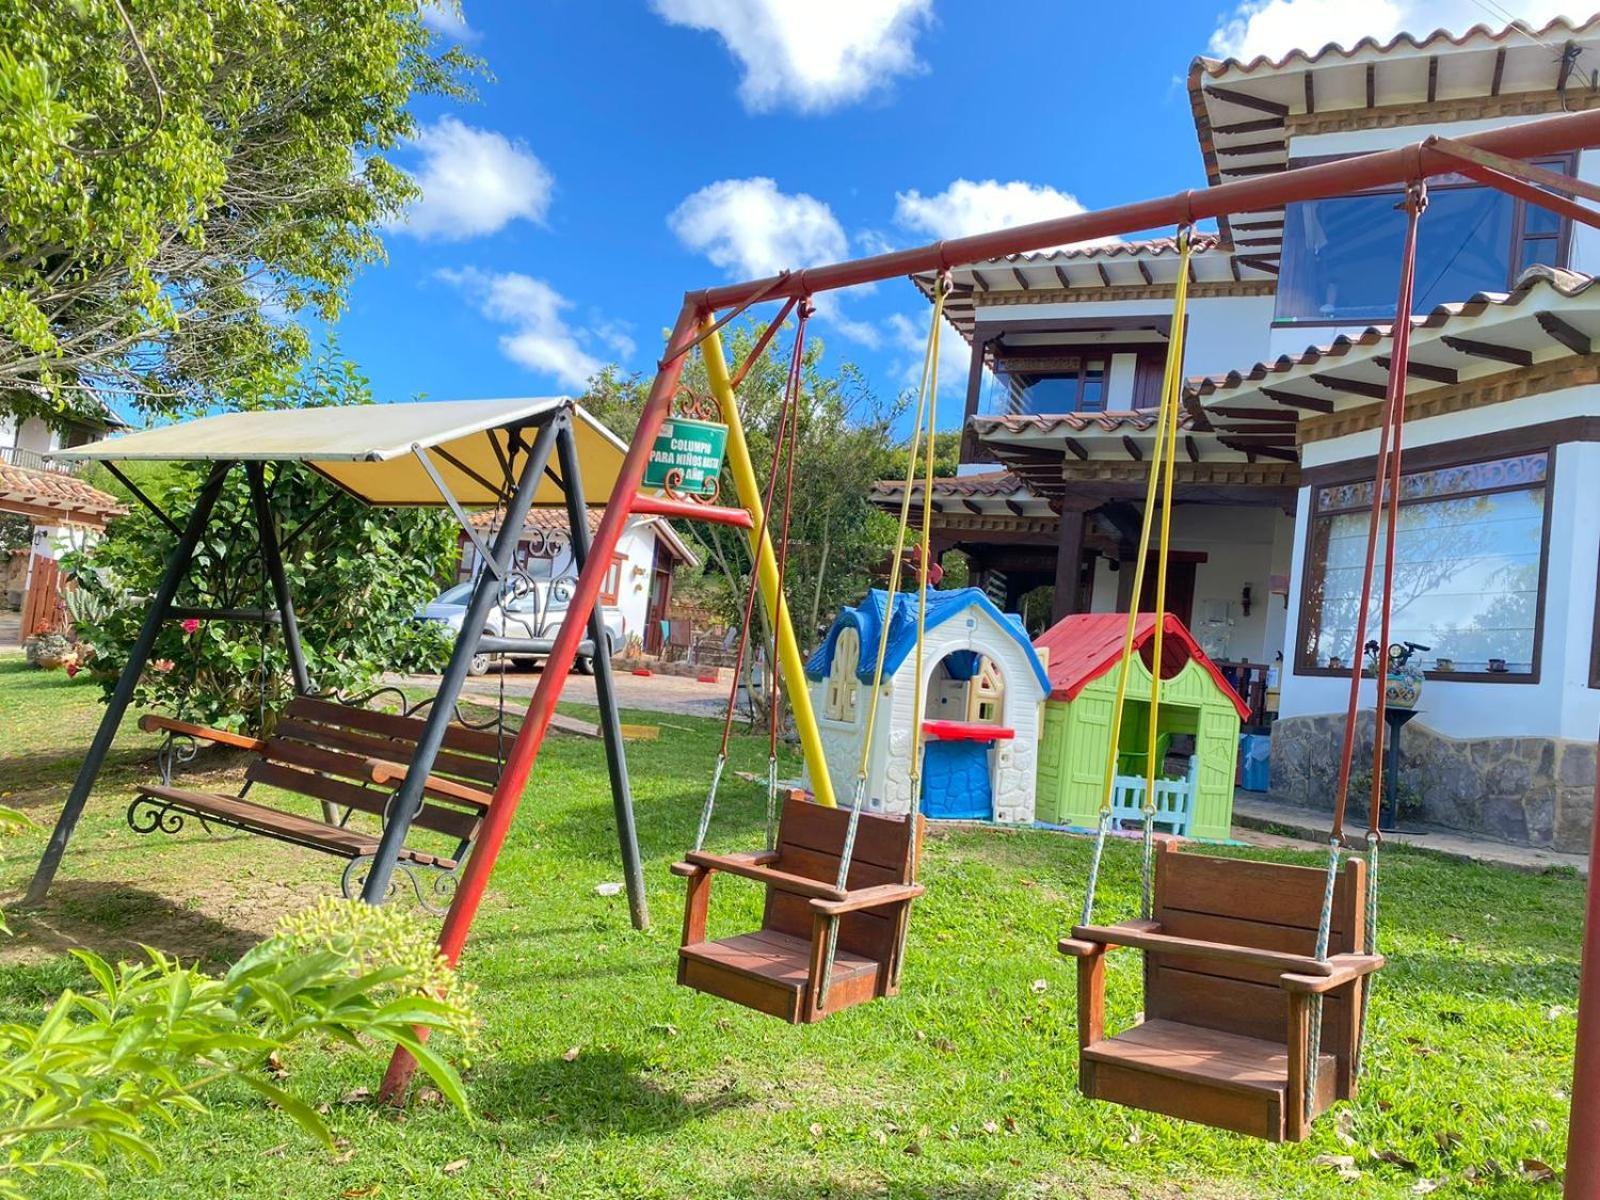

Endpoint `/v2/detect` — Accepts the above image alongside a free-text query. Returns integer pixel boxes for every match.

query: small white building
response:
[460,508,696,654]
[803,587,1051,823]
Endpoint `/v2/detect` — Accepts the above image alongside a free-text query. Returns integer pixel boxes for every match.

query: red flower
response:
[180,618,201,635]
[64,662,79,678]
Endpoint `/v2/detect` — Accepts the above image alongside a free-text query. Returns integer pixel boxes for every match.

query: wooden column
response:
[1052,505,1090,623]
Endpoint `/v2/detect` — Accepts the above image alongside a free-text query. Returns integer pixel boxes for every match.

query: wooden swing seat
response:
[1060,842,1383,1142]
[129,696,506,874]
[671,794,924,1024]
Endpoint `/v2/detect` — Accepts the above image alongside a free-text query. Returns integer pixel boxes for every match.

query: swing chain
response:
[1354,829,1381,1077]
[693,754,727,853]
[1080,810,1113,926]
[1305,835,1342,1120]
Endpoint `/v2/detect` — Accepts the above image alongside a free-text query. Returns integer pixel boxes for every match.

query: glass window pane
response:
[1080,360,1106,411]
[1524,201,1563,236]
[1301,458,1546,675]
[1278,185,1515,322]
[1520,236,1560,271]
[985,356,1088,415]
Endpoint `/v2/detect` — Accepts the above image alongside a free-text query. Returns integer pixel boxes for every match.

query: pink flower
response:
[180,618,201,635]
[151,659,175,674]
[64,662,79,678]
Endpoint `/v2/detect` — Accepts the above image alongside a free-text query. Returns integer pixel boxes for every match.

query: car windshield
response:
[436,582,474,605]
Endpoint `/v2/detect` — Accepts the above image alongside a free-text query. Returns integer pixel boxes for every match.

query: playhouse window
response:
[825,628,860,721]
[1298,452,1550,679]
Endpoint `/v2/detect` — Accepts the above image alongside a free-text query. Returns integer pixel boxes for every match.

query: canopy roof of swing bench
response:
[51,397,630,508]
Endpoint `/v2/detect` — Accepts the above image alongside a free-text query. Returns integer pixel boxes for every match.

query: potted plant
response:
[24,631,73,670]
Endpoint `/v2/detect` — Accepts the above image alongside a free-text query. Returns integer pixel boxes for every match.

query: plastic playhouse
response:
[1033,612,1248,840]
[804,587,1049,822]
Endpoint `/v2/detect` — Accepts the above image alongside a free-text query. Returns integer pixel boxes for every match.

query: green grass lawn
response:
[0,656,1582,1198]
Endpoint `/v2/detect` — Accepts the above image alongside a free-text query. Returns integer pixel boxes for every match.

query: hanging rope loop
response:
[1077,227,1193,926]
[693,300,811,848]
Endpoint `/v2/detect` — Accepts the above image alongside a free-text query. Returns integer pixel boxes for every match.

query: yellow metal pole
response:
[700,322,838,808]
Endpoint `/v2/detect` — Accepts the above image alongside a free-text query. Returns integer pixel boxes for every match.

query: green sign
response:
[644,417,728,496]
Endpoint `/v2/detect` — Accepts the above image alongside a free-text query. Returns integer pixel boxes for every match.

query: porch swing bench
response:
[129,696,509,898]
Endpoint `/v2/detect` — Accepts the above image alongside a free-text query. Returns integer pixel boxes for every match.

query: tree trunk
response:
[808,511,832,639]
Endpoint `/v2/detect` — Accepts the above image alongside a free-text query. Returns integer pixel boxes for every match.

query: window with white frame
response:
[1298,451,1549,679]
[825,628,860,721]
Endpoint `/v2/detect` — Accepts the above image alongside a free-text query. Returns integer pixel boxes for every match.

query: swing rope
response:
[835,273,948,891]
[692,303,812,853]
[1079,227,1193,928]
[766,302,811,849]
[1305,179,1427,1119]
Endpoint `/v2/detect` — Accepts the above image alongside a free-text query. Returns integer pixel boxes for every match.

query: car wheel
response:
[575,654,595,675]
[468,650,491,676]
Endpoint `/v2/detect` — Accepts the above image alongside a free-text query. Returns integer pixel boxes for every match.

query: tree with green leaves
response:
[0,0,473,422]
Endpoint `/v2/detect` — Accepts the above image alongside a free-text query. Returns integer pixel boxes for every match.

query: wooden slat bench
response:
[130,696,512,905]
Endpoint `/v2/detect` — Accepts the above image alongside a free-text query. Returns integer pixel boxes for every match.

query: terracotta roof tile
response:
[1196,14,1600,77]
[1190,265,1599,401]
[0,461,125,527]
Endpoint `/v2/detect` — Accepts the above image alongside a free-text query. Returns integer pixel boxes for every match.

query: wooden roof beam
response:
[1439,334,1533,367]
[1374,355,1456,385]
[1064,437,1089,461]
[1260,387,1335,413]
[1204,84,1290,117]
[1121,436,1143,462]
[1313,373,1389,400]
[1538,311,1591,355]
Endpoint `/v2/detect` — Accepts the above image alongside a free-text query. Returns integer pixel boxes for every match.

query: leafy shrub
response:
[0,898,477,1198]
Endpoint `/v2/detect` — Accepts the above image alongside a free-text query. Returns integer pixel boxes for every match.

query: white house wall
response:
[805,608,1046,823]
[1278,390,1600,741]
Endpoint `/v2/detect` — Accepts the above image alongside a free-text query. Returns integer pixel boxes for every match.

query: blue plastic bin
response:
[1239,733,1271,792]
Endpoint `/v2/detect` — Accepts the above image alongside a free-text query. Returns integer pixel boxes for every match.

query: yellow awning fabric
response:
[52,398,629,507]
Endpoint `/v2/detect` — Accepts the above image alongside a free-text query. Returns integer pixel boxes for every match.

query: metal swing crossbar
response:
[1057,191,1435,1141]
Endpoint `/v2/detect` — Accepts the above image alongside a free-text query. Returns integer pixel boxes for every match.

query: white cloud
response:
[394,117,551,242]
[1207,1,1579,62]
[886,310,973,400]
[669,176,884,346]
[669,177,848,276]
[894,178,1116,247]
[650,0,932,113]
[420,2,476,42]
[438,268,615,389]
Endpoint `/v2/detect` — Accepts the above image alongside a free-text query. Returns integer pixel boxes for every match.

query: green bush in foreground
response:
[0,898,477,1198]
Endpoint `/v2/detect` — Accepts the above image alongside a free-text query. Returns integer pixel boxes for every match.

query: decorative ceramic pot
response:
[1384,671,1422,709]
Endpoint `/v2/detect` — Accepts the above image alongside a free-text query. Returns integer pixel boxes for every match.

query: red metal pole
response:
[629,494,754,528]
[690,111,1600,312]
[380,299,703,1100]
[1568,740,1600,1199]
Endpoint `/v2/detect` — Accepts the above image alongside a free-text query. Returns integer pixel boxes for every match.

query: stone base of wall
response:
[1269,713,1596,854]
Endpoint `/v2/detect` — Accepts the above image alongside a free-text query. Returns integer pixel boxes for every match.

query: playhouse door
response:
[919,740,994,821]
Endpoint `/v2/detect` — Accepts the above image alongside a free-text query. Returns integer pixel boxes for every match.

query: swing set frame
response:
[375,110,1600,1190]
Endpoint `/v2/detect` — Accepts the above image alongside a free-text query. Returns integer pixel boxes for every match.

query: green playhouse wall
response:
[1035,655,1241,840]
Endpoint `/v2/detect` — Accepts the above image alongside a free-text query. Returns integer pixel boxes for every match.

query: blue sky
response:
[335,0,1582,426]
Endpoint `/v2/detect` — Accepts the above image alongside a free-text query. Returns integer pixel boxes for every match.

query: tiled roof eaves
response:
[1190,266,1598,400]
[1195,14,1600,78]
[0,463,126,520]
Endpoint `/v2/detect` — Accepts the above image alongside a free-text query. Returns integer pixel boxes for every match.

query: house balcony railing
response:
[0,445,83,476]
